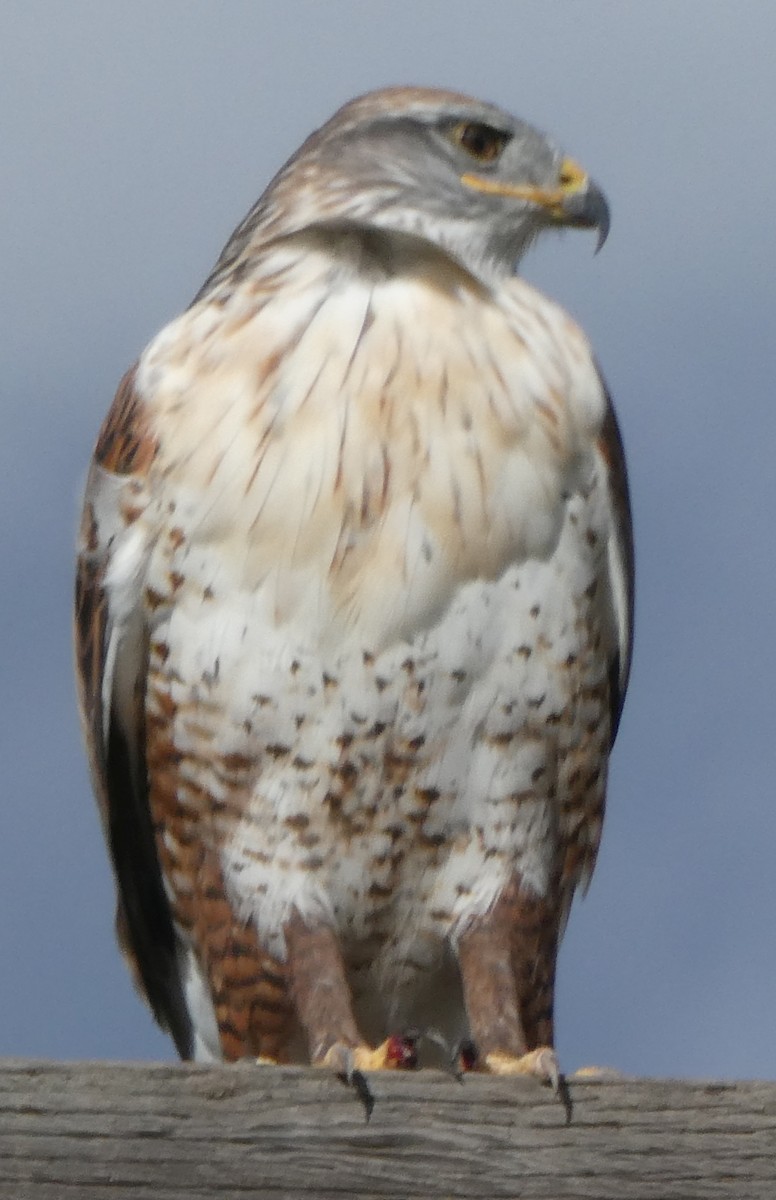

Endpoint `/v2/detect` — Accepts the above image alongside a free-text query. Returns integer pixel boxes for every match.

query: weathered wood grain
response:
[1,1060,775,1199]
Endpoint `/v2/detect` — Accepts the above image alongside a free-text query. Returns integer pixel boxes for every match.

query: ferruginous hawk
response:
[75,87,633,1112]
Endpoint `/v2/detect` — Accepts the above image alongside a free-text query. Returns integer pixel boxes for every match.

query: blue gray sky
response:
[2,1,775,1079]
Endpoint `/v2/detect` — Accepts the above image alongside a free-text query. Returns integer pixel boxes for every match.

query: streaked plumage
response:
[76,87,633,1094]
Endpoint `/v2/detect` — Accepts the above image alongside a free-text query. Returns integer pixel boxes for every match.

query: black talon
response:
[455,1038,478,1077]
[556,1074,573,1125]
[340,1067,375,1121]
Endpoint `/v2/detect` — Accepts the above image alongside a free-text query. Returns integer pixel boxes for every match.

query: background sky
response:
[2,1,775,1081]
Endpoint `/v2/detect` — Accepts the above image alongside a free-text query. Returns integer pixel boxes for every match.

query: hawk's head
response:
[259,86,609,279]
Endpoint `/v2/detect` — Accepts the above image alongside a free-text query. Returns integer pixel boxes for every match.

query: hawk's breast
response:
[136,241,613,1003]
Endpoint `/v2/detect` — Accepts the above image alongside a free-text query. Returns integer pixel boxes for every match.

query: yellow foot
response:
[569,1065,624,1080]
[483,1046,561,1089]
[320,1034,418,1074]
[318,1035,418,1120]
[482,1047,572,1122]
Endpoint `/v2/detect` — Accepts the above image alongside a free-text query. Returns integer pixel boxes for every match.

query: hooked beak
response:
[461,156,610,252]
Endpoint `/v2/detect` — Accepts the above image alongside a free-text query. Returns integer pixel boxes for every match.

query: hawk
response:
[76,87,633,1104]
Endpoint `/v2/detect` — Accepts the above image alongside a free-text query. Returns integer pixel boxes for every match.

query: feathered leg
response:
[455,876,566,1109]
[284,910,417,1115]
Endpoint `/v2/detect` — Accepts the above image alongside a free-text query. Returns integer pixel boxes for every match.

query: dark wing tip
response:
[597,373,634,745]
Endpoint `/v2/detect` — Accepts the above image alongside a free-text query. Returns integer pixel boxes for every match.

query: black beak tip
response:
[593,196,610,254]
[587,182,611,253]
[563,180,610,253]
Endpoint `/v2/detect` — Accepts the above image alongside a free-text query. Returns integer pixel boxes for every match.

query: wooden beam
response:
[2,1059,775,1199]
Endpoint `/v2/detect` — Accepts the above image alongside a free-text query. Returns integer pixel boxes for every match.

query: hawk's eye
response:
[451,121,509,163]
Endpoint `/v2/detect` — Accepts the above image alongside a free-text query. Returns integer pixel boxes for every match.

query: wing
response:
[74,367,193,1058]
[596,373,634,745]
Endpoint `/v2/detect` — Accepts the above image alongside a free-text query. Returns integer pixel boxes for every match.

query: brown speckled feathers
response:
[75,88,632,1091]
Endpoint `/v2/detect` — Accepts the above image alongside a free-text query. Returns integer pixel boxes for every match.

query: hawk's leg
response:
[284,910,417,1114]
[455,877,564,1097]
